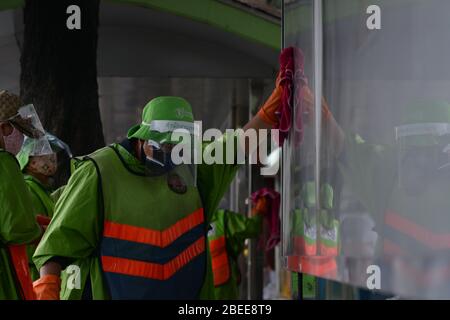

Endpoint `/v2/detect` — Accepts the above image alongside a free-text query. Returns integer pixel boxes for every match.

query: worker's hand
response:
[252,197,268,216]
[33,274,61,300]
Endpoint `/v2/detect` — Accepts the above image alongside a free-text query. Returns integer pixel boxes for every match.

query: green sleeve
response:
[25,182,48,217]
[224,211,262,257]
[24,177,55,218]
[50,185,66,203]
[0,151,41,244]
[33,160,102,271]
[197,133,241,222]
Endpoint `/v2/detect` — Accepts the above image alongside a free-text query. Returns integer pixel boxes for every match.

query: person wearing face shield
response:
[16,133,72,282]
[32,81,282,299]
[0,90,47,300]
[327,99,450,297]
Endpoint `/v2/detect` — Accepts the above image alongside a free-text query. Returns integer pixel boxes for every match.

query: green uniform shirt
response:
[0,149,41,299]
[34,137,240,300]
[23,175,54,219]
[23,175,55,281]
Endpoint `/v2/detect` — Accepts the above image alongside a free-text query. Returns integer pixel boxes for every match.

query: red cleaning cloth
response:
[251,188,281,250]
[277,47,307,146]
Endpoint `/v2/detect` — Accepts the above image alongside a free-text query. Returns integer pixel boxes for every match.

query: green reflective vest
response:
[94,146,206,299]
[0,150,41,299]
[55,145,205,299]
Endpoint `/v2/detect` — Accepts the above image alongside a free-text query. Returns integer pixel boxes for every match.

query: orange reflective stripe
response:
[209,236,226,253]
[284,255,337,277]
[286,255,301,271]
[211,252,229,269]
[102,236,205,280]
[319,244,338,257]
[8,245,35,300]
[385,210,450,250]
[294,236,317,256]
[103,208,204,248]
[209,236,230,286]
[212,253,230,286]
[301,256,337,277]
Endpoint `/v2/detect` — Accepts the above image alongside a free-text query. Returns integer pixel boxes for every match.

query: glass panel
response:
[282,0,319,279]
[284,0,450,299]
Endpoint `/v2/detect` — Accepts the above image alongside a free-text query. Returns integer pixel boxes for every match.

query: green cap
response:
[127,96,195,144]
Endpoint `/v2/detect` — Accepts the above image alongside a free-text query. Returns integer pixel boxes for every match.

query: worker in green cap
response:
[0,90,49,300]
[208,197,267,300]
[33,76,285,299]
[16,133,72,281]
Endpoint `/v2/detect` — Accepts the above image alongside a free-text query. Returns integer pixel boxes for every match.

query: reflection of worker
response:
[209,198,267,300]
[0,90,46,299]
[16,133,72,281]
[33,78,284,299]
[281,45,450,296]
[338,101,450,297]
[296,56,450,295]
[290,181,339,278]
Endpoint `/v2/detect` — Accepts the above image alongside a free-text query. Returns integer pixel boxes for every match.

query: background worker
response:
[0,90,48,299]
[16,133,72,281]
[209,197,268,300]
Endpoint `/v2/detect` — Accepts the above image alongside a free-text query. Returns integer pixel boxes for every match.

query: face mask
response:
[27,153,57,177]
[141,144,176,176]
[1,126,24,155]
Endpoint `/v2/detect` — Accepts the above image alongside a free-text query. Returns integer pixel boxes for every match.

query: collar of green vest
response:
[111,142,147,176]
[23,174,52,193]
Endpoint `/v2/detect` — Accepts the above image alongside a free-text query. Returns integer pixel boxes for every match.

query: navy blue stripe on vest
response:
[100,223,204,264]
[104,252,206,300]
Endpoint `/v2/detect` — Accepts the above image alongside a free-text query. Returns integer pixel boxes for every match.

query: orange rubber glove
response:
[33,275,61,300]
[257,76,332,127]
[302,86,332,122]
[252,197,268,216]
[257,73,283,126]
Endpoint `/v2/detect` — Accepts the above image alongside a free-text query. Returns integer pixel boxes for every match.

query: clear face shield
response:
[395,123,450,195]
[9,104,52,153]
[19,133,72,178]
[46,133,73,158]
[143,123,200,189]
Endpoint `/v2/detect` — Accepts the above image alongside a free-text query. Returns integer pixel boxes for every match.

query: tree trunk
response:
[20,0,104,184]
